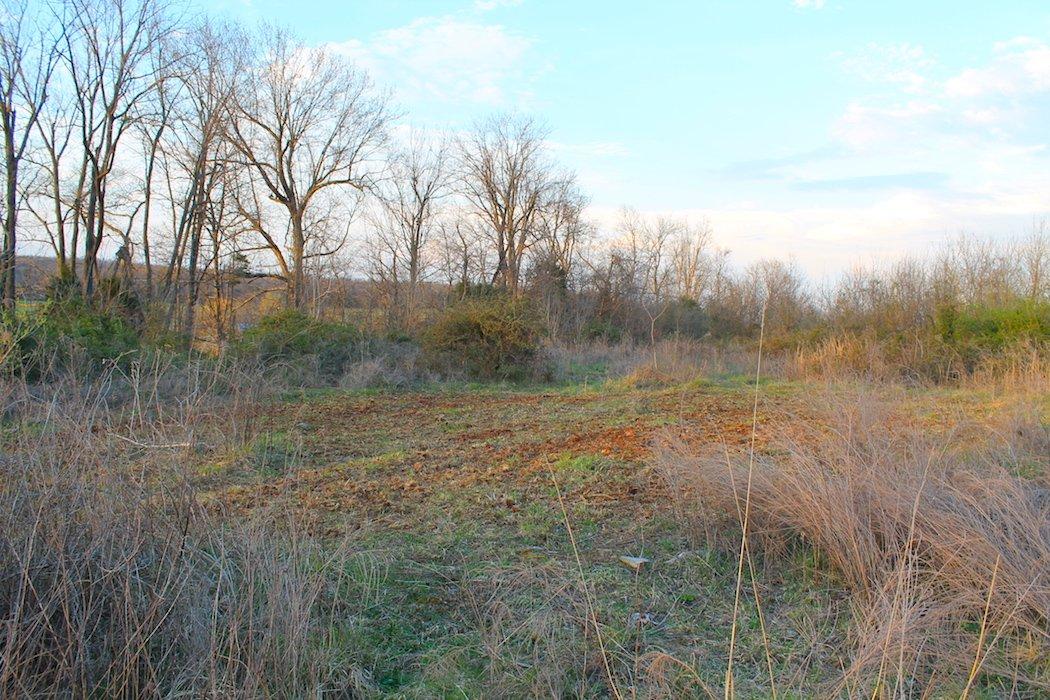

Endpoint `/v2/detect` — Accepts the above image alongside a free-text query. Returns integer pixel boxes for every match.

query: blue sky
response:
[204,0,1050,276]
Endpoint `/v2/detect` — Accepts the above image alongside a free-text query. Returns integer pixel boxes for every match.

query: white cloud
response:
[330,16,535,106]
[649,35,1050,276]
[944,37,1050,98]
[961,107,1008,126]
[833,36,1050,149]
[793,0,826,9]
[474,0,522,11]
[832,100,942,150]
[837,42,933,93]
[588,182,1047,279]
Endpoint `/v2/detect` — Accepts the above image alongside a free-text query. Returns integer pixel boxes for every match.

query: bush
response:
[235,310,360,382]
[581,317,625,343]
[932,302,1045,377]
[96,275,145,327]
[656,298,711,340]
[937,299,1049,364]
[421,296,545,380]
[2,295,141,379]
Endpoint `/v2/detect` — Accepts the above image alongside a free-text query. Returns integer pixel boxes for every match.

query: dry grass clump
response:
[787,332,911,382]
[634,339,779,384]
[0,364,373,697]
[463,561,597,697]
[654,388,1050,695]
[546,337,777,386]
[966,342,1050,396]
[789,331,1050,390]
[337,342,429,390]
[543,338,648,382]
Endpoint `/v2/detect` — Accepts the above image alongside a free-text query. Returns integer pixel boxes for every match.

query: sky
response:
[201,0,1050,278]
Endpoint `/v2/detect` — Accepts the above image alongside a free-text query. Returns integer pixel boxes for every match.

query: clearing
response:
[188,375,1032,697]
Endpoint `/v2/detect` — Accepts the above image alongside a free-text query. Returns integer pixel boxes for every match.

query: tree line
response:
[1,0,1046,352]
[0,0,764,344]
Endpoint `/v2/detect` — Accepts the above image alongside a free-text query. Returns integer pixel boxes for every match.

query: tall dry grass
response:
[544,337,782,386]
[0,360,375,697]
[654,385,1049,696]
[788,331,1050,391]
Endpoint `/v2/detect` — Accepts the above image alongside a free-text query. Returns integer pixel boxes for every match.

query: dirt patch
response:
[209,383,800,527]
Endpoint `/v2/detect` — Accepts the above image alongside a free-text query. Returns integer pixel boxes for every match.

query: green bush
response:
[235,310,360,380]
[657,298,711,340]
[581,317,624,343]
[421,296,545,380]
[936,299,1050,367]
[449,281,503,301]
[2,295,141,379]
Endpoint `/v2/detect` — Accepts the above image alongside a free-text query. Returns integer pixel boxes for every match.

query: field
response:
[4,0,1050,695]
[2,344,1048,697]
[175,372,1044,697]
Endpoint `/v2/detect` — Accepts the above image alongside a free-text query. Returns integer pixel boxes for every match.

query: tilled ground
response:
[209,380,804,530]
[186,378,1034,696]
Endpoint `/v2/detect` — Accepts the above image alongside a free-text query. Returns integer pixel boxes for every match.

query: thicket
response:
[420,295,546,380]
[233,309,362,383]
[3,235,1048,387]
[1,280,141,380]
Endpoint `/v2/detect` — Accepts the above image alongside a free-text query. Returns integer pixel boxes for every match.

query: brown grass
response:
[3,341,1047,696]
[788,331,1050,393]
[653,385,1050,696]
[545,337,780,387]
[0,361,374,697]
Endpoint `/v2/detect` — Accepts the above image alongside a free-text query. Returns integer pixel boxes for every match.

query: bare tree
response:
[58,0,177,297]
[614,209,679,356]
[614,207,677,302]
[226,28,389,310]
[371,131,450,318]
[0,0,58,310]
[152,21,242,341]
[458,114,558,292]
[531,180,588,332]
[436,216,488,299]
[24,62,76,277]
[199,164,247,348]
[670,218,714,302]
[735,258,810,335]
[536,179,588,280]
[133,29,186,299]
[1018,221,1048,301]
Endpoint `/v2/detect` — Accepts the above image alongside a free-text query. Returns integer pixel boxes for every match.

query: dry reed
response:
[654,386,1050,695]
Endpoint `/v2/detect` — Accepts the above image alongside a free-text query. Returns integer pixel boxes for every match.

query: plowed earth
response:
[186,378,1033,696]
[211,381,804,532]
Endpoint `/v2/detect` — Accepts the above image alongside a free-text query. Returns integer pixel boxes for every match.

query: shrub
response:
[2,295,141,379]
[96,275,145,327]
[656,298,710,340]
[235,310,360,382]
[937,299,1049,365]
[421,296,545,380]
[581,317,624,343]
[449,281,503,301]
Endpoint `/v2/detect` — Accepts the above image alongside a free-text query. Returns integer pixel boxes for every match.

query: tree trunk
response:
[1,107,17,312]
[49,149,67,276]
[184,215,202,349]
[82,167,100,298]
[290,210,305,310]
[141,140,160,298]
